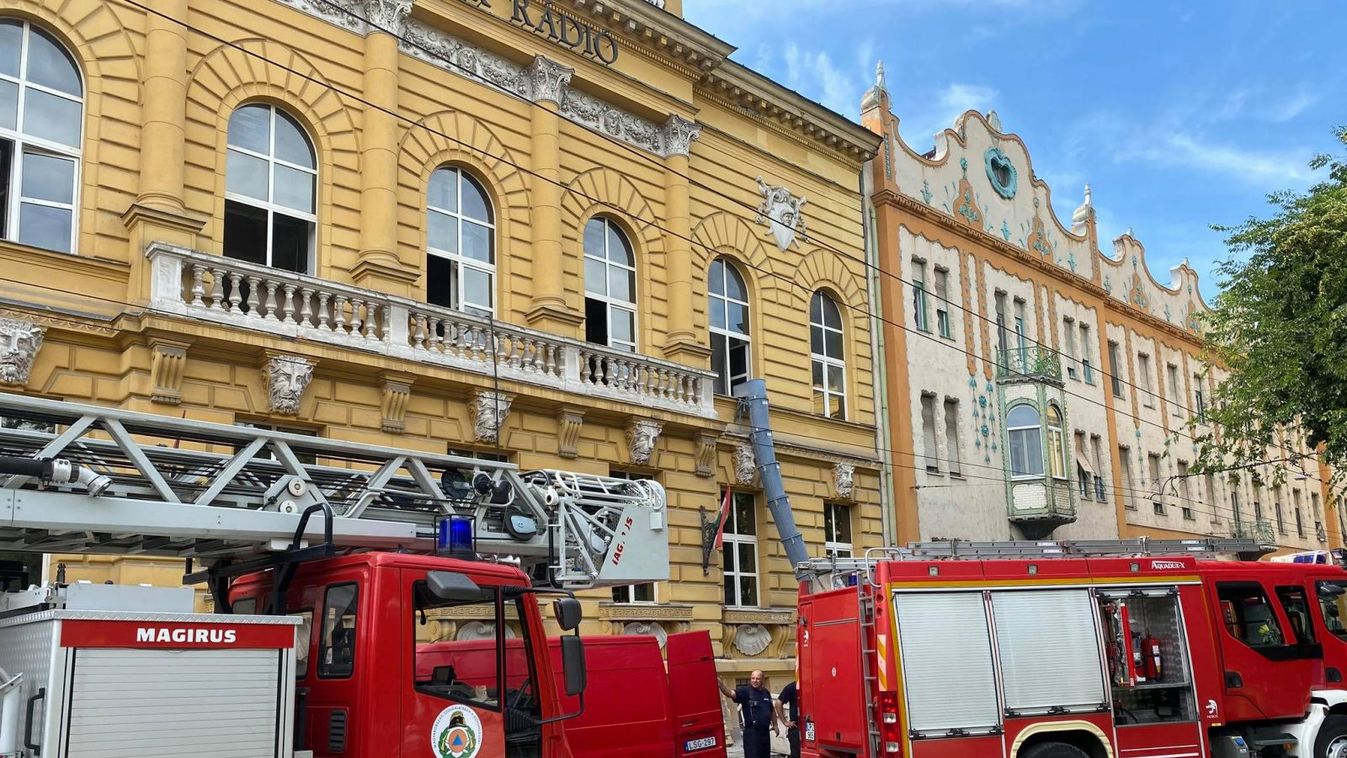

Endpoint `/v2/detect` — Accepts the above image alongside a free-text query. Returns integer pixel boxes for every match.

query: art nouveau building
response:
[860,68,1338,551]
[0,0,883,694]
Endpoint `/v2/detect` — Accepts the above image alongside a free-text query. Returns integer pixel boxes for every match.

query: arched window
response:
[224,104,316,274]
[583,217,636,352]
[810,291,845,419]
[1046,404,1067,480]
[0,20,83,253]
[426,166,494,317]
[708,256,750,395]
[1007,404,1043,479]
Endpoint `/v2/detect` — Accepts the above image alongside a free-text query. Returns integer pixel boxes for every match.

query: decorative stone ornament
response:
[380,373,413,434]
[734,442,756,486]
[363,0,412,32]
[833,462,856,501]
[557,408,585,459]
[694,432,719,478]
[149,339,190,405]
[984,147,1017,199]
[469,390,513,444]
[622,621,668,649]
[527,56,573,106]
[660,115,701,157]
[262,354,316,416]
[626,419,664,466]
[0,317,44,386]
[754,176,807,251]
[732,624,772,656]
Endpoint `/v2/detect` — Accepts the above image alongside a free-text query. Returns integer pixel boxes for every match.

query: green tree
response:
[1195,127,1347,494]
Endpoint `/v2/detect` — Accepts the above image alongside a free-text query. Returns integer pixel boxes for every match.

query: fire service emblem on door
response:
[432,704,483,758]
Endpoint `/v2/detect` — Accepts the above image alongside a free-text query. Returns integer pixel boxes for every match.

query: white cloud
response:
[1267,88,1317,123]
[778,44,863,116]
[1131,133,1311,186]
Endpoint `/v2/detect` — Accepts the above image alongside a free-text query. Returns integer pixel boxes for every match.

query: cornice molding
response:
[891,194,1206,348]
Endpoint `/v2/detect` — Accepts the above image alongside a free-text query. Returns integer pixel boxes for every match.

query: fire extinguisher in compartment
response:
[1142,631,1163,680]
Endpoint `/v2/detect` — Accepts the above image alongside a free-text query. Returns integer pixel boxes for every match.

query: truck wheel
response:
[1317,714,1347,758]
[1020,742,1089,758]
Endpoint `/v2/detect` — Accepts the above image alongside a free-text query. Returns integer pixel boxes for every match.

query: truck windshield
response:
[411,581,539,723]
[1317,581,1347,640]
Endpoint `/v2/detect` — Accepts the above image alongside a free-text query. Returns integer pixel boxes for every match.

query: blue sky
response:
[682,0,1343,303]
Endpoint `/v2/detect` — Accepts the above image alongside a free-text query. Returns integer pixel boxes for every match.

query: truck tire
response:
[1317,714,1347,758]
[1020,742,1090,758]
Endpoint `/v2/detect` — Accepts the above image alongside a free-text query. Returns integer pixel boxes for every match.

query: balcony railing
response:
[1233,518,1276,545]
[996,346,1063,384]
[147,244,717,417]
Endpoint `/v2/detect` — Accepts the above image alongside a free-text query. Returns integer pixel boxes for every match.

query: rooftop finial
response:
[1083,183,1092,206]
[876,60,886,90]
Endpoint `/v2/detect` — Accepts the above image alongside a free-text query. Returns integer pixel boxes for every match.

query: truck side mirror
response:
[560,635,587,697]
[553,597,582,631]
[426,571,481,602]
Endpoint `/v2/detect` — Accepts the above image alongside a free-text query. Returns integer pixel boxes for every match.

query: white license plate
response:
[684,736,718,752]
[804,722,816,741]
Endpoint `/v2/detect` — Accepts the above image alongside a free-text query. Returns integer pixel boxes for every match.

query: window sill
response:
[949,473,965,480]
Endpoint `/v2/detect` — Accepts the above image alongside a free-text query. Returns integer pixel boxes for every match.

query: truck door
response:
[1210,580,1318,722]
[1307,575,1347,685]
[666,630,728,757]
[401,572,539,758]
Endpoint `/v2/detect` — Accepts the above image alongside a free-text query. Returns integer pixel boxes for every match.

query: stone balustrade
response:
[147,243,717,417]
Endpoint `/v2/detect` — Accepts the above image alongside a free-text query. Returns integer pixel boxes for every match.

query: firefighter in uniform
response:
[776,680,800,758]
[718,670,777,758]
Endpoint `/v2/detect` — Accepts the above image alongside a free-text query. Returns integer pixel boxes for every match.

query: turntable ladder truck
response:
[0,391,724,758]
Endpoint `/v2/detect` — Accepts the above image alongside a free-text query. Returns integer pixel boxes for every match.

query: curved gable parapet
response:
[886,109,1095,282]
[1097,233,1209,334]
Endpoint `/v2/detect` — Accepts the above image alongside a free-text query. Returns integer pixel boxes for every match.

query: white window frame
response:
[1166,363,1182,417]
[709,256,751,395]
[1107,340,1125,398]
[722,489,759,608]
[0,20,83,255]
[1046,405,1067,481]
[224,104,317,272]
[1007,404,1044,480]
[1080,324,1094,384]
[583,216,637,353]
[934,267,952,339]
[1138,353,1154,407]
[912,259,929,333]
[824,502,853,559]
[1063,316,1078,380]
[810,291,847,420]
[426,166,495,317]
[944,398,962,477]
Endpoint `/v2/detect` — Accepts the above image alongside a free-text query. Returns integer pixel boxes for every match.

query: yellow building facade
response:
[0,0,882,694]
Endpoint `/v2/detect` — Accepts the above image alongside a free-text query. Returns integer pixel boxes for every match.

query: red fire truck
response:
[0,392,726,757]
[795,541,1347,758]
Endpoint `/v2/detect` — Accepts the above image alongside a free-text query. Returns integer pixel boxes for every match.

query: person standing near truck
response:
[776,679,800,758]
[718,670,777,758]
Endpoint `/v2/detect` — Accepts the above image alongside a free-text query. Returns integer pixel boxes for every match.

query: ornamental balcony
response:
[146,244,717,417]
[1006,476,1076,539]
[996,346,1063,386]
[1233,518,1276,546]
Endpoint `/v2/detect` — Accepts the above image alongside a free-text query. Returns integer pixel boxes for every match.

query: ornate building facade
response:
[860,68,1338,552]
[0,0,883,696]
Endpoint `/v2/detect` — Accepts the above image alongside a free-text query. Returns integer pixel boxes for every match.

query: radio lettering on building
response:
[510,0,620,65]
[136,626,239,644]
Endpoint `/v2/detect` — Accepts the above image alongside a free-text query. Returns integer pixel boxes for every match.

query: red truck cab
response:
[229,552,579,758]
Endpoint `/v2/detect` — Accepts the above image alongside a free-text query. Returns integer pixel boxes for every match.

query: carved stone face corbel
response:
[733,442,756,486]
[469,390,514,444]
[833,462,856,501]
[626,419,664,466]
[262,354,316,416]
[0,317,45,387]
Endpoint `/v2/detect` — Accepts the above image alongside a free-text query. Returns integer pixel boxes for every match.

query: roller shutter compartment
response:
[64,648,283,758]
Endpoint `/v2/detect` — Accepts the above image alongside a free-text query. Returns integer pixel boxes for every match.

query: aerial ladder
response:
[0,390,669,606]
